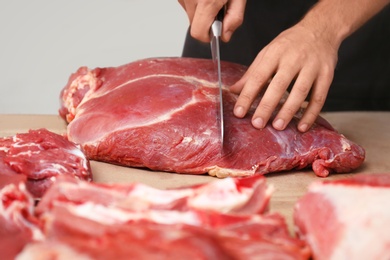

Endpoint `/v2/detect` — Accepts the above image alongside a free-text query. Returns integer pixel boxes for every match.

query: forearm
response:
[298,0,390,49]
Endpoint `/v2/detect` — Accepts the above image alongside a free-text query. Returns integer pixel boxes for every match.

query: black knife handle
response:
[216,5,226,22]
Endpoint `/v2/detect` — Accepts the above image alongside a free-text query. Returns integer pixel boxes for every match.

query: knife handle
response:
[215,5,226,22]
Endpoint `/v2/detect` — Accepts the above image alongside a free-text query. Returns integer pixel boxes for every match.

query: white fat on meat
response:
[313,183,390,260]
[188,178,254,213]
[65,146,90,174]
[68,202,201,226]
[65,70,99,118]
[128,183,195,205]
[0,183,45,241]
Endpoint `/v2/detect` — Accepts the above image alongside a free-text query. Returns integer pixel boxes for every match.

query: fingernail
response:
[273,119,285,130]
[234,106,245,118]
[252,117,264,129]
[299,123,308,132]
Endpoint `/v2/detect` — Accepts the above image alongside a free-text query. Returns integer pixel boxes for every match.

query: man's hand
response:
[179,0,390,132]
[230,23,339,132]
[178,0,247,42]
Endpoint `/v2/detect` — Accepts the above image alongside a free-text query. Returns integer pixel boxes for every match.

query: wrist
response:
[297,4,350,51]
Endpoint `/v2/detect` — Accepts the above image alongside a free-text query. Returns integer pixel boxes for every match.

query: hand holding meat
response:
[230,0,390,132]
[230,23,338,132]
[178,0,246,42]
[179,0,390,132]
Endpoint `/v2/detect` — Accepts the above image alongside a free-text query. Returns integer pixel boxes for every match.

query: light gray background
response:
[0,0,188,114]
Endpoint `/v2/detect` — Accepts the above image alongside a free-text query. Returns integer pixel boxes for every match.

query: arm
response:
[230,0,390,132]
[178,0,247,42]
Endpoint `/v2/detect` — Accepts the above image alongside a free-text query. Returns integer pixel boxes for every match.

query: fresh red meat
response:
[0,172,26,189]
[0,129,92,198]
[36,174,272,216]
[0,182,43,260]
[20,212,308,260]
[25,175,309,259]
[59,57,365,177]
[293,173,390,260]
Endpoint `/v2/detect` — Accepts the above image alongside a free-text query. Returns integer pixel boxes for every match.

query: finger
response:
[230,50,267,94]
[222,0,246,42]
[252,69,297,129]
[272,67,317,130]
[178,0,185,10]
[180,1,197,24]
[191,1,226,42]
[229,71,249,94]
[298,67,334,132]
[233,59,275,119]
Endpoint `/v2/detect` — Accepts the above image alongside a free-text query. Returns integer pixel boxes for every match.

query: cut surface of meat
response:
[24,175,309,259]
[23,213,308,260]
[0,182,43,260]
[35,174,272,217]
[0,129,92,198]
[293,173,390,260]
[59,57,365,178]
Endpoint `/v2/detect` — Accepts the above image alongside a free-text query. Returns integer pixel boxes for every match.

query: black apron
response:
[182,0,390,111]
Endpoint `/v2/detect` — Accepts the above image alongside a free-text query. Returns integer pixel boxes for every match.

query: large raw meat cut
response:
[59,57,365,177]
[0,129,92,198]
[293,173,390,260]
[17,175,309,259]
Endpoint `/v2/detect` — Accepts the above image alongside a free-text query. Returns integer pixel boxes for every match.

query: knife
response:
[210,6,226,150]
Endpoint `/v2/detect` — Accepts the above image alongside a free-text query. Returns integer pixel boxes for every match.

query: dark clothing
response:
[182,0,390,111]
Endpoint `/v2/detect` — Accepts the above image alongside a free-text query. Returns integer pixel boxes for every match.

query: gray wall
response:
[0,0,188,114]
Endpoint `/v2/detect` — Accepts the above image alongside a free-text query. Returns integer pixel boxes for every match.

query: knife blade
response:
[210,6,226,150]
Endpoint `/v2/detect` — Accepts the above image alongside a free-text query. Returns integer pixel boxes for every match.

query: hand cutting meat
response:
[1,0,390,257]
[0,56,386,260]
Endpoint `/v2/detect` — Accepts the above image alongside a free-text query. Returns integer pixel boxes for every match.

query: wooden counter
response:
[1,112,389,230]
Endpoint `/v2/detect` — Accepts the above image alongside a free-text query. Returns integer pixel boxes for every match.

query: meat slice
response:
[36,174,272,216]
[19,212,309,260]
[25,175,309,259]
[293,173,390,260]
[59,57,365,177]
[0,182,43,260]
[0,129,92,198]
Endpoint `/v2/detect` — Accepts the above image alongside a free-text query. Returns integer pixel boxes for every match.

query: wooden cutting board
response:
[1,112,390,231]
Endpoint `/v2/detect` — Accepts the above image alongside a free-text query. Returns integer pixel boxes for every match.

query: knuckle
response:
[320,63,335,79]
[303,102,322,122]
[270,73,291,92]
[295,84,311,96]
[249,71,269,86]
[230,15,244,27]
[209,0,224,9]
[239,92,255,103]
[311,94,326,106]
[259,102,275,114]
[190,28,208,42]
[302,111,319,128]
[282,105,298,117]
[271,77,288,90]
